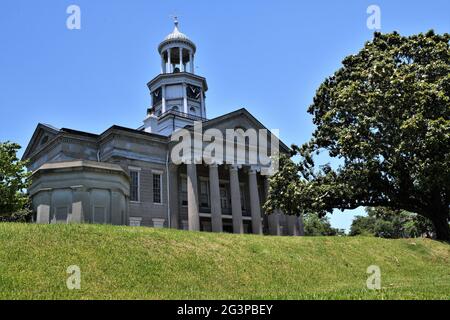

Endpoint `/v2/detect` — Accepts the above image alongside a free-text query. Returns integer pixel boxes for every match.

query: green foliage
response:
[350,207,434,239]
[304,214,345,236]
[265,31,450,240]
[0,142,31,219]
[349,214,377,237]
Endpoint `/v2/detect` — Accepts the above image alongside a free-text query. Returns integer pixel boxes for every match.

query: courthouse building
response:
[23,20,304,236]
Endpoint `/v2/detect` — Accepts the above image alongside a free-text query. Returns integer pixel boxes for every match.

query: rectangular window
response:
[200,180,210,208]
[130,170,140,202]
[220,184,229,210]
[181,177,188,206]
[153,173,162,204]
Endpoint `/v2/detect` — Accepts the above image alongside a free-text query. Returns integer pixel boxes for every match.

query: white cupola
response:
[158,18,197,74]
[143,18,208,136]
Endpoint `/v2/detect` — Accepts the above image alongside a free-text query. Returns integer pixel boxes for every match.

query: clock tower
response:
[143,18,208,135]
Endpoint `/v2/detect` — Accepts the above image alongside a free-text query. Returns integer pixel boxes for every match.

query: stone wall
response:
[30,161,130,225]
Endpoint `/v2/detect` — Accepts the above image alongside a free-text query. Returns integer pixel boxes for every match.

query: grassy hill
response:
[0,223,449,300]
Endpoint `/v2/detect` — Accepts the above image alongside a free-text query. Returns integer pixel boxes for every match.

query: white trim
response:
[129,217,142,227]
[165,151,171,228]
[152,218,166,228]
[128,166,142,171]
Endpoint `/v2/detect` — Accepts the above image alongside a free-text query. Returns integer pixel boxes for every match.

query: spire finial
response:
[174,16,179,28]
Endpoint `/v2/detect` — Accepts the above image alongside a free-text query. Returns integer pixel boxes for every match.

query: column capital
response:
[204,156,223,166]
[229,164,241,171]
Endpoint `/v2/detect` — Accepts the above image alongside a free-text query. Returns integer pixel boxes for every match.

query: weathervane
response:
[169,14,180,28]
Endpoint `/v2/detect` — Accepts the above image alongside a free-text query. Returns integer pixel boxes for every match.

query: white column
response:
[168,163,179,229]
[189,50,194,73]
[179,47,184,72]
[229,165,243,234]
[249,168,262,234]
[36,205,50,224]
[209,164,223,232]
[168,49,172,73]
[162,85,166,114]
[183,83,188,113]
[187,163,200,231]
[161,52,166,73]
[200,89,205,118]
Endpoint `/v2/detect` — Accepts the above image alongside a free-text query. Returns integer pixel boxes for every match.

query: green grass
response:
[0,223,449,300]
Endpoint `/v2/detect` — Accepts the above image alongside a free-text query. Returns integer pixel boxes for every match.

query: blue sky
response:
[1,0,449,231]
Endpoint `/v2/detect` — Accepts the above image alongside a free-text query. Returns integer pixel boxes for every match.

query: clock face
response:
[152,88,162,104]
[187,85,201,100]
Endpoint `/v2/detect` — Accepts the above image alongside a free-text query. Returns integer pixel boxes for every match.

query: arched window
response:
[172,106,179,112]
[190,106,196,114]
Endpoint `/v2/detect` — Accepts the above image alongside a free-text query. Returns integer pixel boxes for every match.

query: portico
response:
[170,162,301,235]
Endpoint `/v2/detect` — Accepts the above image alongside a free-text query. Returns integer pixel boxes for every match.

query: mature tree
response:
[349,214,377,237]
[264,31,450,241]
[303,214,345,236]
[0,142,31,220]
[349,207,434,238]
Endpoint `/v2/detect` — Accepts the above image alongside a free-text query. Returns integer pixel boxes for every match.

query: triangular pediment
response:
[196,108,290,153]
[22,123,60,160]
[203,109,265,131]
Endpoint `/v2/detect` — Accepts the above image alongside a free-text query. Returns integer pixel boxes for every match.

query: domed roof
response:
[158,19,196,53]
[165,24,190,41]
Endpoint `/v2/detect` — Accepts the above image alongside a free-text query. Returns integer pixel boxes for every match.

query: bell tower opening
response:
[143,18,208,136]
[159,18,196,75]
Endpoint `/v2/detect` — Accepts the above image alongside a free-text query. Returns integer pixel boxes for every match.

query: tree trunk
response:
[430,212,450,242]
